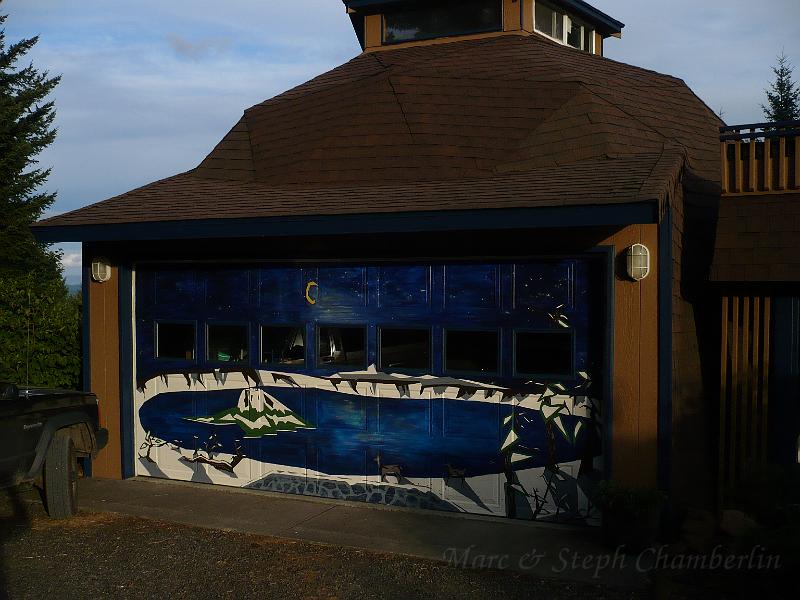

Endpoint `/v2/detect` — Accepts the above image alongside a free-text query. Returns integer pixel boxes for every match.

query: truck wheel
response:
[44,429,78,519]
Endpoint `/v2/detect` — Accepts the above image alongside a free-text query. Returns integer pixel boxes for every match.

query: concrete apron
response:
[76,477,649,589]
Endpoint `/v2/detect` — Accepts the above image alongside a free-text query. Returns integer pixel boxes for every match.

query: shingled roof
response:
[34,33,721,233]
[711,194,800,283]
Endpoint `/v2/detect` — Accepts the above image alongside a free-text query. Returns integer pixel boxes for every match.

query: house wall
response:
[84,250,122,479]
[670,184,723,510]
[600,224,659,488]
[84,224,659,489]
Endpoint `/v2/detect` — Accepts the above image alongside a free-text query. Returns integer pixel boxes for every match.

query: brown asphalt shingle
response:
[711,194,800,282]
[34,33,721,230]
[36,152,684,227]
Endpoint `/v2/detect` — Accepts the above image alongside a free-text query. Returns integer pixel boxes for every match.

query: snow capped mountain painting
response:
[189,388,314,437]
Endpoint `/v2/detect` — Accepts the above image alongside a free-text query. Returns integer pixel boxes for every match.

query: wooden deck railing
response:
[720,120,800,195]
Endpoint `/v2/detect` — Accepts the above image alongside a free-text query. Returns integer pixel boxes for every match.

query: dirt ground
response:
[0,487,645,600]
[2,485,793,600]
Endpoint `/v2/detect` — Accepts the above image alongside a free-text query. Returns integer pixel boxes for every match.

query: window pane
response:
[380,328,430,371]
[445,330,499,374]
[384,0,502,44]
[566,18,583,49]
[534,3,555,37]
[554,10,564,40]
[262,326,305,366]
[515,331,573,376]
[584,28,594,53]
[318,326,366,368]
[208,324,248,363]
[157,323,195,360]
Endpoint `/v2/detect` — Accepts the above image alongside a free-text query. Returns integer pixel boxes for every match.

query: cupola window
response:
[383,0,503,45]
[535,1,594,52]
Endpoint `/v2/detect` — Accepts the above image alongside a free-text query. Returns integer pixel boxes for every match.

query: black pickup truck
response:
[0,382,108,518]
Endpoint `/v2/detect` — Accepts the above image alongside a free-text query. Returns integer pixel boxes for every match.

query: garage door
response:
[132,259,606,523]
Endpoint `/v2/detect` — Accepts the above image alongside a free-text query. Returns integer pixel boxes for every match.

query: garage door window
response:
[318,326,366,368]
[261,325,305,366]
[445,330,499,374]
[379,328,430,371]
[156,322,195,360]
[207,324,249,363]
[515,330,573,377]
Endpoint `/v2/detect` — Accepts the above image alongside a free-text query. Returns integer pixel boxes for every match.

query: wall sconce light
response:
[626,244,650,281]
[91,257,112,283]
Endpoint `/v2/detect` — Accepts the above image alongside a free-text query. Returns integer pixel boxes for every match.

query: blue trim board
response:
[587,245,615,481]
[602,246,615,481]
[32,203,659,243]
[771,297,800,465]
[657,206,673,492]
[81,263,91,394]
[81,261,93,477]
[118,265,135,479]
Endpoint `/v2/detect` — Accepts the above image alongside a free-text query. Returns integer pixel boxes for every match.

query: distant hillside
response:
[67,283,81,295]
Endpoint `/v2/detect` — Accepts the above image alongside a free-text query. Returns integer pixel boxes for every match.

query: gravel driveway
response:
[0,487,646,600]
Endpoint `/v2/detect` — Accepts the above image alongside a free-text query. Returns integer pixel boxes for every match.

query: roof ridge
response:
[245,53,388,114]
[385,75,414,141]
[634,145,687,205]
[581,81,670,142]
[520,34,687,86]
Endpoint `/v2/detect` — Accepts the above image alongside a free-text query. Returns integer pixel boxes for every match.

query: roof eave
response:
[31,202,658,243]
[558,0,624,37]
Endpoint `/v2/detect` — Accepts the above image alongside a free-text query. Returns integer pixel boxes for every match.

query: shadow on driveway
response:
[0,485,37,597]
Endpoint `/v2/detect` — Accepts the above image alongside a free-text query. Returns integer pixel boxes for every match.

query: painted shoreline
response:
[134,367,603,524]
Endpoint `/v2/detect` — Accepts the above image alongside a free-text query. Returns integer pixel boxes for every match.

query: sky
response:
[3,0,799,284]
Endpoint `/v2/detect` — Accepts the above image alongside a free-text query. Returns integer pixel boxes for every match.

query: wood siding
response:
[594,32,603,56]
[719,295,772,502]
[502,0,522,32]
[600,225,659,488]
[364,14,382,50]
[521,0,534,32]
[86,256,122,479]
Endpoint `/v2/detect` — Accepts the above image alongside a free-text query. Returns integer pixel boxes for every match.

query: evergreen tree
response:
[762,52,800,122]
[0,2,80,388]
[0,2,63,283]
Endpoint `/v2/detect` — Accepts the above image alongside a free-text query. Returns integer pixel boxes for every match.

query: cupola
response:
[343,0,624,55]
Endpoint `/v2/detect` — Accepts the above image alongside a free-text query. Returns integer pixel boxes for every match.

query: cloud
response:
[166,33,232,61]
[602,0,800,124]
[60,252,81,268]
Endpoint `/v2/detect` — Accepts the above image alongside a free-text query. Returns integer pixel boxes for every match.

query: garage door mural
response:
[133,260,606,523]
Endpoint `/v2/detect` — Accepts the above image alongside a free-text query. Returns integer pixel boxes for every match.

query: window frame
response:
[154,320,198,362]
[443,327,502,377]
[565,15,593,52]
[259,323,307,369]
[512,328,576,380]
[378,325,432,374]
[316,323,369,370]
[205,321,251,365]
[381,0,504,46]
[533,1,595,53]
